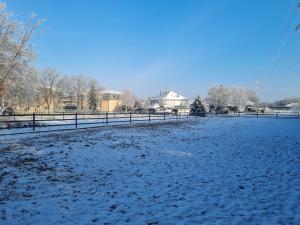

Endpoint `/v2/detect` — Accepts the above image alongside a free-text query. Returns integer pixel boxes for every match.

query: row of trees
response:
[3,66,138,113]
[207,85,259,111]
[0,3,138,113]
[37,70,105,113]
[271,97,300,107]
[2,65,106,113]
[190,85,260,115]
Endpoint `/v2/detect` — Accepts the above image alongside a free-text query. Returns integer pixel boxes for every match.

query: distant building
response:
[286,102,300,112]
[149,89,190,114]
[62,96,77,112]
[100,90,123,112]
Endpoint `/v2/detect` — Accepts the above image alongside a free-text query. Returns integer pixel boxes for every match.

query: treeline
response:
[271,97,300,107]
[0,3,137,113]
[206,85,259,110]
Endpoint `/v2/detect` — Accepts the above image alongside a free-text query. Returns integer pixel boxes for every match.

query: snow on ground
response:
[0,117,300,225]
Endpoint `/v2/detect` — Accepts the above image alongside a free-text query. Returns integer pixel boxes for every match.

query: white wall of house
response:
[149,90,189,109]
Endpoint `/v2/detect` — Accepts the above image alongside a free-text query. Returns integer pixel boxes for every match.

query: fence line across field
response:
[0,112,196,135]
[0,111,299,136]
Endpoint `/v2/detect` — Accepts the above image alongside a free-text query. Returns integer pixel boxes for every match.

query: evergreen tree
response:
[190,96,206,116]
[88,81,98,112]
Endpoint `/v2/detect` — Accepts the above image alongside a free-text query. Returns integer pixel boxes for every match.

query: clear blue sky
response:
[6,0,300,101]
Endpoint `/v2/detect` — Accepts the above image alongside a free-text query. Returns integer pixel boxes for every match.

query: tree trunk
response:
[0,96,4,108]
[0,80,5,108]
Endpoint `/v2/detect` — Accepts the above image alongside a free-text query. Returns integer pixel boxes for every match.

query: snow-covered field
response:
[0,117,300,225]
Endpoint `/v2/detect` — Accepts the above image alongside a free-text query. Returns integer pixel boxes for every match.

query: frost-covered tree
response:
[190,96,206,116]
[57,76,75,98]
[207,85,260,112]
[3,67,39,112]
[0,2,44,108]
[207,85,230,109]
[121,89,136,112]
[133,99,142,111]
[229,87,247,108]
[245,89,259,106]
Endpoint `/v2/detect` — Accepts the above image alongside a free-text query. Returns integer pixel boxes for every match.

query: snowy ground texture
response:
[0,117,300,225]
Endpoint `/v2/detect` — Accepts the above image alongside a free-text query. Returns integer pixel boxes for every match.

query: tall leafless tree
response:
[38,68,61,113]
[0,2,44,109]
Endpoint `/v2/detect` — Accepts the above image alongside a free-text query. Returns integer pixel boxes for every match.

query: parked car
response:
[156,108,172,114]
[2,107,14,115]
[216,107,229,114]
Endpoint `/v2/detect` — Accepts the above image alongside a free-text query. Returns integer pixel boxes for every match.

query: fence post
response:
[298,112,300,118]
[164,112,166,121]
[130,113,132,124]
[256,111,258,118]
[149,113,151,122]
[276,112,278,119]
[106,112,108,125]
[63,112,64,120]
[32,113,35,131]
[75,113,78,128]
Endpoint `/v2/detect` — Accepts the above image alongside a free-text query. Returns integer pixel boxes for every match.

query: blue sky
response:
[6,0,300,101]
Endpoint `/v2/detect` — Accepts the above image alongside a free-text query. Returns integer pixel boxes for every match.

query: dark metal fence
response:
[211,111,300,119]
[0,112,200,135]
[0,111,299,136]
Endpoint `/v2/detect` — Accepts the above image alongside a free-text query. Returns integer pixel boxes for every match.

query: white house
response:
[149,90,190,113]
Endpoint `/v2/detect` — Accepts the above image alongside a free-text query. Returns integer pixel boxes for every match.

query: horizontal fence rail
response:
[0,111,299,136]
[212,111,300,119]
[0,112,199,135]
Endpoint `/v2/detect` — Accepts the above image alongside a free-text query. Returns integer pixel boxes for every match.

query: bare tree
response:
[73,76,88,111]
[3,67,39,112]
[57,76,75,98]
[245,89,259,106]
[229,87,245,108]
[208,85,260,112]
[121,89,136,112]
[38,68,61,113]
[207,85,230,109]
[0,3,44,108]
